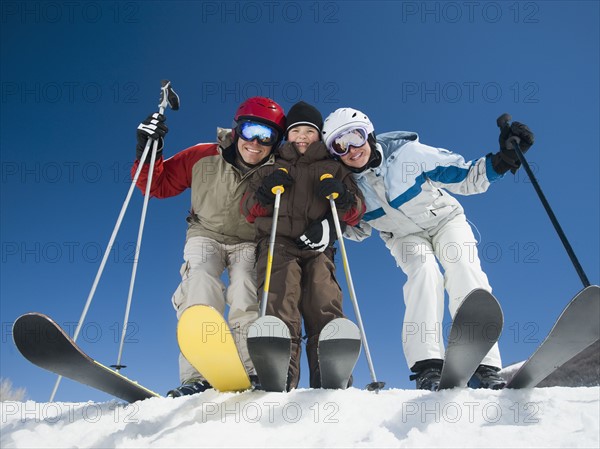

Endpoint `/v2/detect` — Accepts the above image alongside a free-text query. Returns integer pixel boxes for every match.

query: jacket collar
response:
[277,141,330,163]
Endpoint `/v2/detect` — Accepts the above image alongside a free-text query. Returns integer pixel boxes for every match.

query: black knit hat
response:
[285,101,323,138]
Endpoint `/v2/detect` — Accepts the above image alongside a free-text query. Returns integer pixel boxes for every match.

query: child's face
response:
[287,125,320,154]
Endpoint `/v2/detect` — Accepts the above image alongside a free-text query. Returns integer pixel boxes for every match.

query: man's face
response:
[340,141,371,169]
[237,137,272,165]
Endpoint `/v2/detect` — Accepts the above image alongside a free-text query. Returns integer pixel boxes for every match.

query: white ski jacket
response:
[345,131,505,242]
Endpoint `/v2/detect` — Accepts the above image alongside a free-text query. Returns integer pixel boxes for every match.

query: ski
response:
[177,305,251,392]
[318,318,361,389]
[247,315,291,392]
[13,313,159,403]
[438,289,504,390]
[506,284,600,389]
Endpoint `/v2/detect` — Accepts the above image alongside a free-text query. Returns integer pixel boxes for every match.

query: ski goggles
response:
[236,121,279,146]
[328,127,369,156]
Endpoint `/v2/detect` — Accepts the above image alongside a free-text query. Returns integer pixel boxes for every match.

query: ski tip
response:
[319,318,360,342]
[248,316,291,339]
[14,312,54,325]
[13,312,61,344]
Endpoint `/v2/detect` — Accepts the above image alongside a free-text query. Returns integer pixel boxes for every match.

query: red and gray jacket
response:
[241,141,365,242]
[132,128,274,245]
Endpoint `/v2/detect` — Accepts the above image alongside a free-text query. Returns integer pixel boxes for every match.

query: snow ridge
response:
[1,387,599,448]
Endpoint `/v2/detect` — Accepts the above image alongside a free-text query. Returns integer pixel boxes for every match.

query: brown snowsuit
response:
[241,141,365,389]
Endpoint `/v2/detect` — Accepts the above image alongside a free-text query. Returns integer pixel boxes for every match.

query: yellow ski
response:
[177,305,251,392]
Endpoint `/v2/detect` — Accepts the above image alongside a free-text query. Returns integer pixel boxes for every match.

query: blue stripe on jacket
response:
[388,163,473,209]
[363,207,385,221]
[364,164,473,221]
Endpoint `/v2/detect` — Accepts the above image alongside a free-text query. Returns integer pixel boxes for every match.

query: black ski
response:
[438,289,504,390]
[247,315,291,392]
[13,313,159,402]
[506,285,600,389]
[318,318,361,389]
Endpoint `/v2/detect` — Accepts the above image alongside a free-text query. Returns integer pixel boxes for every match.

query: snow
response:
[2,386,599,448]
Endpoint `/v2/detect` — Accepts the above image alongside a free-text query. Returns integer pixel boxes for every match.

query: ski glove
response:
[255,170,294,206]
[492,122,535,174]
[136,113,168,163]
[318,177,354,210]
[296,213,341,252]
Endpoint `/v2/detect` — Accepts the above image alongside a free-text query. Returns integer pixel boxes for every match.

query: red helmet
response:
[233,97,286,143]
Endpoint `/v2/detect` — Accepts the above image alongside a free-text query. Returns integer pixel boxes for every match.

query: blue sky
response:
[1,1,598,402]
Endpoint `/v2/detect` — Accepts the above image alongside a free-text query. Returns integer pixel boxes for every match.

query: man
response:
[132,97,285,396]
[316,107,534,390]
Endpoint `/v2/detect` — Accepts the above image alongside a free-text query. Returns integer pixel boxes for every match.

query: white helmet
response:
[322,107,375,154]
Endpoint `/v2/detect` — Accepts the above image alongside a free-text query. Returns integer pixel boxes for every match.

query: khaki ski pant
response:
[172,236,259,383]
[256,239,344,390]
[385,214,502,370]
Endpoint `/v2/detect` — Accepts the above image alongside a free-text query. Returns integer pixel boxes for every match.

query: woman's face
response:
[340,141,371,169]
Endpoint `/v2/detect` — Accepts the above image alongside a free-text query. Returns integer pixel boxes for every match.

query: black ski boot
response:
[249,375,262,390]
[409,359,444,391]
[468,364,506,390]
[167,380,212,398]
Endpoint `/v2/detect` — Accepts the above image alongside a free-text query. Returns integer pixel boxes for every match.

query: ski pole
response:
[320,174,386,392]
[497,114,590,288]
[49,81,180,401]
[260,168,289,317]
[114,80,180,372]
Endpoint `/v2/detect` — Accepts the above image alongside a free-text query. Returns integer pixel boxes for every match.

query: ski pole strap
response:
[319,173,339,200]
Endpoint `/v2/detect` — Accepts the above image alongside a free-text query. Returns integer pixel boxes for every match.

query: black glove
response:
[255,170,294,206]
[136,113,168,163]
[296,213,341,252]
[492,121,535,174]
[318,177,354,209]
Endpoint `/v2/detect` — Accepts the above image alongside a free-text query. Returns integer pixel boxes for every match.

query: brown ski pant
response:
[256,238,344,390]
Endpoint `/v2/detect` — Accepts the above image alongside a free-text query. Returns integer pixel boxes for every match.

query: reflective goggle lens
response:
[237,121,278,146]
[329,128,368,156]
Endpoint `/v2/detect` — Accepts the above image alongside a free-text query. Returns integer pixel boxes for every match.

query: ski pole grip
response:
[271,168,288,195]
[159,80,180,113]
[496,113,512,130]
[506,135,522,150]
[319,173,339,200]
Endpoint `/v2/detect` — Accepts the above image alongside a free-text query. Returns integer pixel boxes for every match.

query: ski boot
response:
[249,375,262,390]
[468,364,506,389]
[409,359,443,391]
[167,380,212,398]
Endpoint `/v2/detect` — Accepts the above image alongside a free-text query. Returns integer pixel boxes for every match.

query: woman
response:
[318,107,534,390]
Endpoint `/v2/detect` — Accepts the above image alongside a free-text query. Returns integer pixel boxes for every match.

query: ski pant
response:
[384,214,502,370]
[256,238,344,390]
[172,236,259,384]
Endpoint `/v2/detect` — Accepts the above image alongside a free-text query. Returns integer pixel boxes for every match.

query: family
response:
[132,97,534,396]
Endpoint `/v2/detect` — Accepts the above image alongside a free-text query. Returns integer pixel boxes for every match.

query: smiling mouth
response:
[244,146,262,154]
[349,150,364,161]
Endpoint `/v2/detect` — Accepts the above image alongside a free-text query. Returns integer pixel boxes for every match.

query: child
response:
[241,101,365,390]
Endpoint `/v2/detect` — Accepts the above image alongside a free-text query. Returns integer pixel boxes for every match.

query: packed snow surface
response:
[1,386,599,448]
